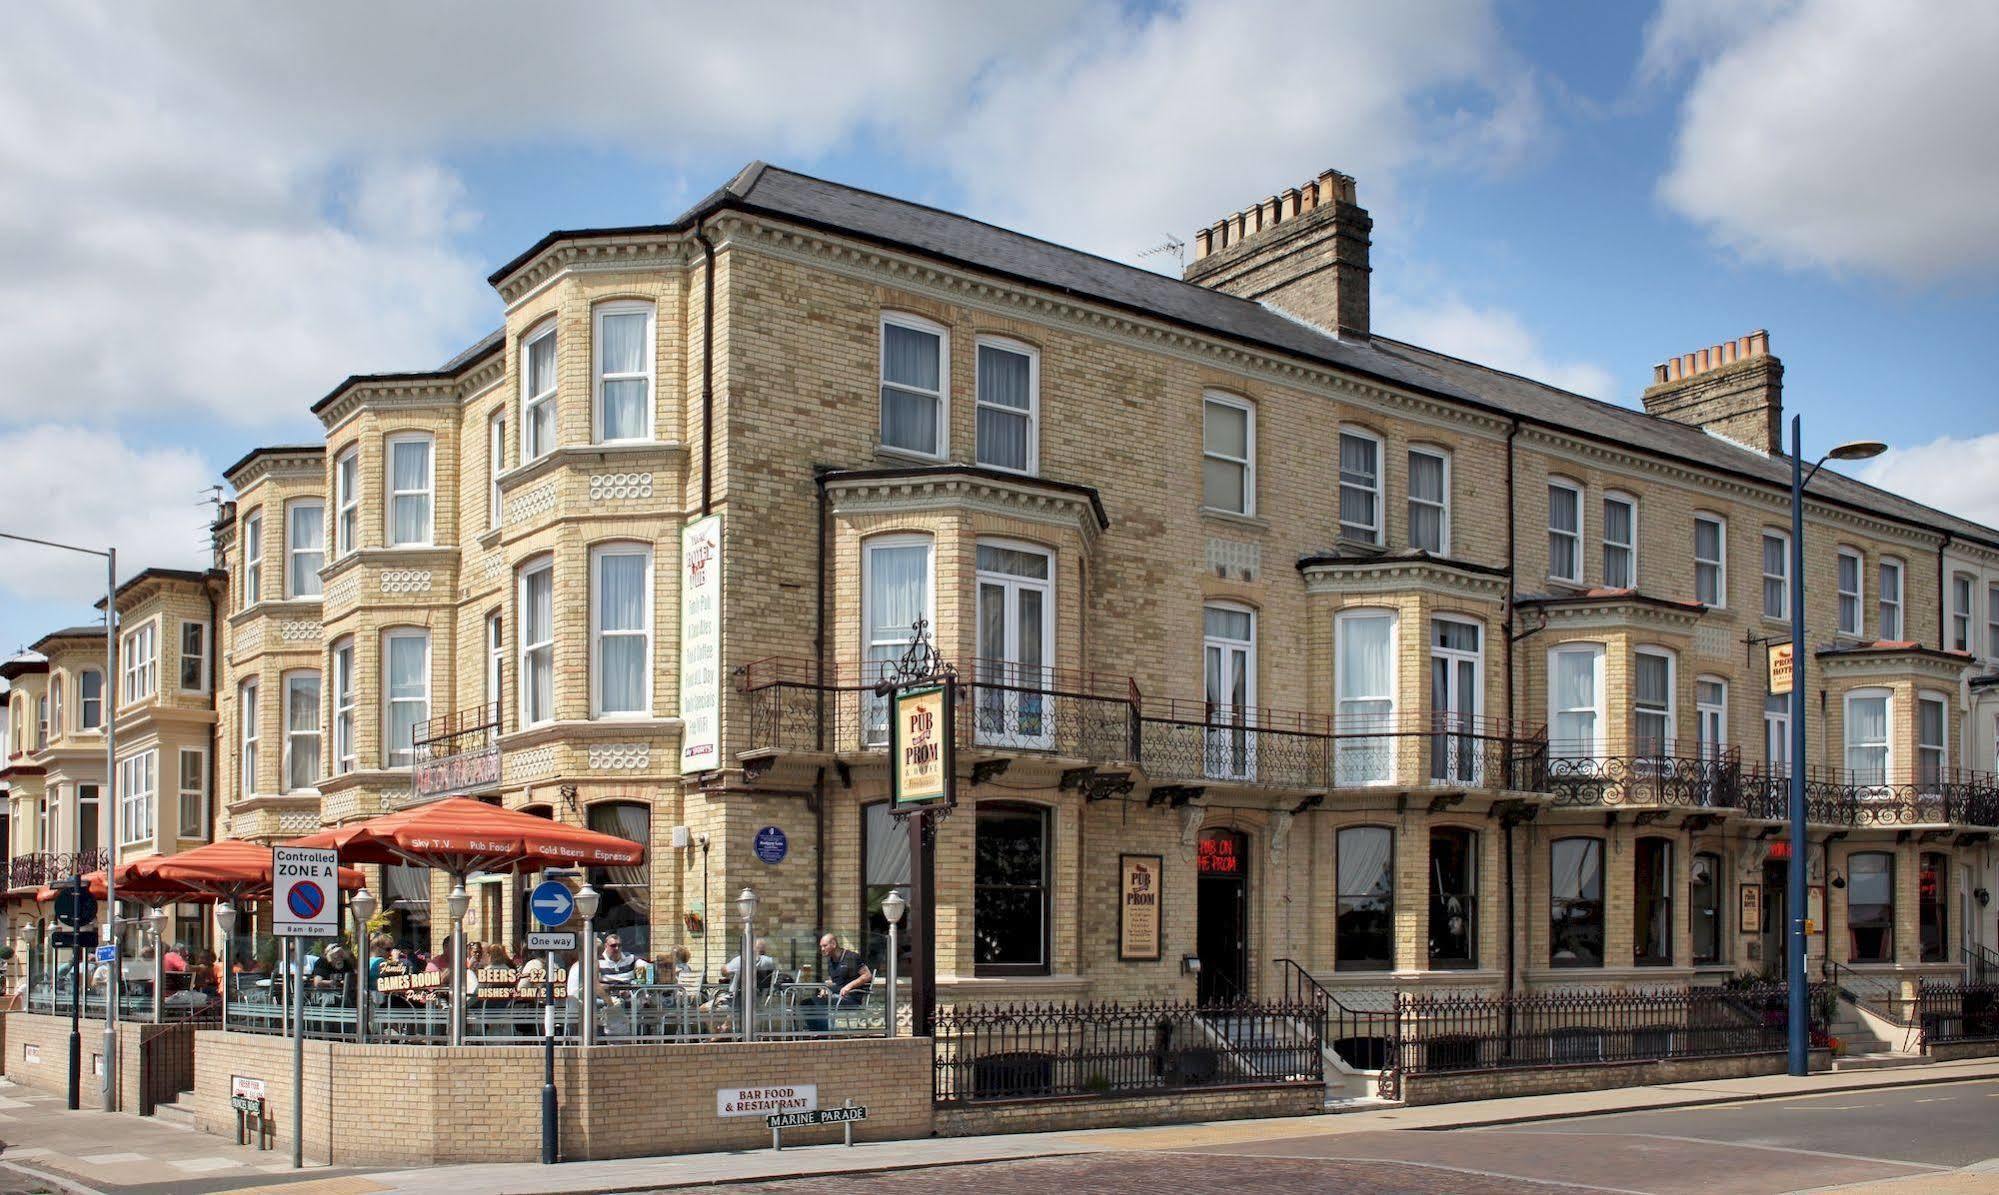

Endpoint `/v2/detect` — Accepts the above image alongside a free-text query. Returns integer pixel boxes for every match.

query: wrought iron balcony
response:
[414,701,502,760]
[1736,765,1999,827]
[7,848,109,892]
[1544,742,1743,810]
[739,658,1550,795]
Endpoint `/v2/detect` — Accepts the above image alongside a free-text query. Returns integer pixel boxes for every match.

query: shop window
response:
[1428,827,1475,967]
[587,802,652,959]
[384,863,433,952]
[1848,851,1894,963]
[1634,837,1673,966]
[1551,837,1604,967]
[1336,826,1393,970]
[973,803,1049,976]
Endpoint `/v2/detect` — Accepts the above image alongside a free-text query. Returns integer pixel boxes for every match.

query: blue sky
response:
[2,0,1997,660]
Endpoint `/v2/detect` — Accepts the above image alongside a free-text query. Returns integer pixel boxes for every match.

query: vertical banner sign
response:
[1118,854,1162,961]
[272,846,339,938]
[1766,642,1794,696]
[889,683,953,809]
[679,514,723,774]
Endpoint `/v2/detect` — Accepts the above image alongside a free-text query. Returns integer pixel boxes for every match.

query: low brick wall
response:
[1928,1040,1999,1062]
[1,1012,155,1112]
[188,1031,935,1166]
[935,1081,1322,1136]
[1398,1049,1829,1105]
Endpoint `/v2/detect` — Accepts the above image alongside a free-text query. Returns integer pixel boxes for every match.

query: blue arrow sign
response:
[530,881,575,928]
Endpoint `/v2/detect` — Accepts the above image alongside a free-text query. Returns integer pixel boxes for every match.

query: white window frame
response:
[178,619,209,695]
[485,610,505,725]
[1917,690,1949,790]
[1693,513,1727,608]
[519,558,556,728]
[241,508,263,606]
[177,746,206,840]
[1988,581,1999,659]
[1337,426,1384,544]
[282,669,321,794]
[121,618,158,704]
[1951,572,1975,653]
[589,542,654,719]
[49,676,62,741]
[384,432,435,547]
[1761,529,1791,621]
[862,534,936,745]
[1547,642,1606,758]
[1836,547,1864,638]
[521,320,558,462]
[1602,491,1637,589]
[1634,646,1677,757]
[287,498,325,598]
[972,335,1039,475]
[78,667,102,731]
[878,312,949,460]
[1202,601,1259,782]
[1879,557,1905,640]
[1407,444,1451,556]
[972,539,1056,749]
[1334,608,1399,786]
[1844,687,1893,789]
[1765,693,1792,776]
[593,300,655,444]
[1201,392,1255,516]
[1547,478,1583,584]
[487,407,506,530]
[331,638,356,775]
[117,749,156,846]
[1695,675,1728,761]
[238,677,259,797]
[334,447,360,558]
[381,628,431,769]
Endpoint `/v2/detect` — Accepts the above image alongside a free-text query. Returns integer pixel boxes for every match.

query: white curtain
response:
[1604,500,1633,587]
[1339,434,1377,533]
[1337,827,1393,899]
[525,568,553,723]
[289,504,323,597]
[1409,452,1444,551]
[1763,534,1787,615]
[881,324,940,453]
[599,312,648,440]
[1552,649,1598,752]
[1337,615,1394,784]
[976,345,1031,470]
[865,803,911,887]
[596,551,647,712]
[589,802,650,894]
[1553,839,1600,900]
[384,863,431,910]
[386,634,427,763]
[390,441,431,545]
[286,675,320,790]
[1548,486,1578,577]
[865,543,929,737]
[1846,696,1888,783]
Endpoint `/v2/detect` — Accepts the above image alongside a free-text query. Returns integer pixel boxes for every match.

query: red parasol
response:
[288,796,645,873]
[148,839,364,901]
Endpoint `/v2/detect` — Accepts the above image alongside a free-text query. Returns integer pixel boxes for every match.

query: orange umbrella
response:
[289,796,645,873]
[148,839,364,900]
[35,863,199,906]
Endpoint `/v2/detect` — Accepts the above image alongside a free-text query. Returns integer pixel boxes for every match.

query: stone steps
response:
[1832,1051,1928,1071]
[150,1096,197,1130]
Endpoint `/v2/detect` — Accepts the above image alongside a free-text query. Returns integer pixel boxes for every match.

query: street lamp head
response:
[215,902,237,936]
[350,887,378,924]
[148,905,170,936]
[880,889,907,926]
[1827,440,1887,462]
[737,886,759,924]
[446,884,471,925]
[573,882,601,921]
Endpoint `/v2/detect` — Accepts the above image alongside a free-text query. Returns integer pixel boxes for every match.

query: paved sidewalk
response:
[6,1057,1998,1195]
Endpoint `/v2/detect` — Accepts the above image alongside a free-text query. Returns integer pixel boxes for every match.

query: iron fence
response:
[1275,958,1400,1096]
[413,701,502,760]
[1917,982,1999,1046]
[1736,767,1999,827]
[1544,744,1742,809]
[7,849,109,891]
[932,999,1323,1104]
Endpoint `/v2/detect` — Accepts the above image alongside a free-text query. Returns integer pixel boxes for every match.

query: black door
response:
[1196,829,1249,1003]
[1762,859,1788,981]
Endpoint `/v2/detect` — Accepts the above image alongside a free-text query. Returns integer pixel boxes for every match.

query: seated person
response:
[804,934,873,1031]
[309,943,357,1002]
[598,936,638,986]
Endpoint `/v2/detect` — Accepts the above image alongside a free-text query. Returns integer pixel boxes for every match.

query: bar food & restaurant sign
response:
[717,1084,817,1118]
[1118,854,1162,961]
[889,682,952,809]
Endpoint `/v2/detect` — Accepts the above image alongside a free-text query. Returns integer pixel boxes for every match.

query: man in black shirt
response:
[309,943,357,1005]
[805,933,872,1032]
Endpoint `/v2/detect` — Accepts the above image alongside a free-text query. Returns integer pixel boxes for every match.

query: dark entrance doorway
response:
[1196,828,1249,1003]
[1762,857,1789,981]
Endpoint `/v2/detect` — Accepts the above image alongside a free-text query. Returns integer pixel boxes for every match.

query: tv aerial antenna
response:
[1135,235,1185,270]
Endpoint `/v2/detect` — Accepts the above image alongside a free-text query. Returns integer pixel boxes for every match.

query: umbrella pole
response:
[152,910,164,1025]
[450,874,465,1047]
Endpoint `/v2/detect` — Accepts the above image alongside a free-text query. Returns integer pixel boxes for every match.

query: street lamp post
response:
[447,883,471,1046]
[1787,417,1886,1076]
[148,905,170,1026]
[349,888,377,1045]
[0,532,116,1109]
[574,882,600,1046]
[737,887,759,1043]
[216,902,237,1035]
[880,889,906,1039]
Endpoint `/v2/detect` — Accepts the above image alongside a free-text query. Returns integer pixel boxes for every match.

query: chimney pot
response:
[1695,348,1710,372]
[1653,363,1670,384]
[1261,197,1280,230]
[1281,188,1301,219]
[1194,228,1212,260]
[1747,329,1769,356]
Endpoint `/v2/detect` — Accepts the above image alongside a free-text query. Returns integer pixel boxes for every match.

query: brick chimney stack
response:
[1184,169,1371,339]
[1640,330,1784,454]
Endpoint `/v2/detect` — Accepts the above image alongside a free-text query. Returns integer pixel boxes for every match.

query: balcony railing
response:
[740,658,1549,794]
[1736,766,1999,827]
[1544,741,1742,810]
[414,701,502,761]
[8,848,109,892]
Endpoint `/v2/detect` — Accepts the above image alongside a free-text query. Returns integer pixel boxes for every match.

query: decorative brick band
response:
[589,472,654,501]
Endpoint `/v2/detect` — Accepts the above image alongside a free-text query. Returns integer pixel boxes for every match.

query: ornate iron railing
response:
[1274,958,1401,1098]
[931,998,1324,1104]
[1964,940,1999,986]
[1393,983,1827,1079]
[1917,981,1999,1046]
[7,849,109,892]
[1736,766,1999,827]
[413,701,502,761]
[1544,743,1742,809]
[1827,960,1916,1027]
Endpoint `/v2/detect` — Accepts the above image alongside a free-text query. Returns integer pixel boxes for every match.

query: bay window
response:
[1694,514,1726,606]
[1952,573,1974,652]
[1429,619,1482,785]
[1202,393,1254,515]
[1337,428,1382,543]
[1428,826,1476,967]
[1547,479,1581,583]
[1336,610,1396,785]
[863,536,933,744]
[242,509,263,605]
[239,678,259,796]
[117,750,156,846]
[1408,446,1449,555]
[1696,676,1726,761]
[1989,582,1999,658]
[335,448,359,557]
[1550,837,1605,967]
[1548,643,1605,758]
[78,668,102,731]
[179,620,208,693]
[522,322,557,461]
[1848,851,1894,963]
[973,803,1049,975]
[288,499,324,598]
[1634,648,1674,759]
[386,434,434,547]
[1836,548,1862,636]
[1634,837,1673,965]
[591,543,652,717]
[880,313,946,458]
[488,408,506,529]
[974,337,1037,473]
[1336,826,1394,969]
[1879,558,1904,639]
[974,541,1054,748]
[331,639,356,775]
[594,301,654,442]
[284,670,321,792]
[121,621,156,703]
[485,611,505,724]
[1918,692,1947,790]
[382,629,429,768]
[177,748,205,839]
[1762,530,1789,620]
[1845,689,1891,786]
[519,560,555,727]
[1203,603,1257,780]
[1602,492,1636,588]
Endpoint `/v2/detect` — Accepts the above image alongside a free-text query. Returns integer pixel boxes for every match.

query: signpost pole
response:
[541,944,557,1164]
[908,809,934,1038]
[291,934,304,1170]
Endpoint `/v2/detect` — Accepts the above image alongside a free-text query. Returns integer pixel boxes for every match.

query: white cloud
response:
[1654,0,1999,281]
[1859,432,1999,529]
[1375,295,1616,400]
[0,426,214,609]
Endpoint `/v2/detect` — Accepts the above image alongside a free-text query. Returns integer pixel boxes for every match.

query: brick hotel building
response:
[7,162,1999,1027]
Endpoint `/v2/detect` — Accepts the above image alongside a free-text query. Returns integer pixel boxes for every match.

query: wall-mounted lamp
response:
[1181,955,1202,975]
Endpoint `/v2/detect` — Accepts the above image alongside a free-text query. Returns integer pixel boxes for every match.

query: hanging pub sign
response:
[889,682,954,810]
[1766,641,1794,696]
[1118,854,1163,962]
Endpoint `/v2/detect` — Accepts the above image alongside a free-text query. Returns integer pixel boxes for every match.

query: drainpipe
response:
[1502,417,1521,725]
[813,469,831,939]
[694,224,717,518]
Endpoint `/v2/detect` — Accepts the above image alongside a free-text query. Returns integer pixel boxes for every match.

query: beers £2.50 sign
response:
[890,683,952,810]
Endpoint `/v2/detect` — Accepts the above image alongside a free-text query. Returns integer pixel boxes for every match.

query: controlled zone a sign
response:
[272,846,339,938]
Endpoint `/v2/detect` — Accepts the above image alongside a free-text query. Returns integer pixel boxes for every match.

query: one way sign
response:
[530,880,574,927]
